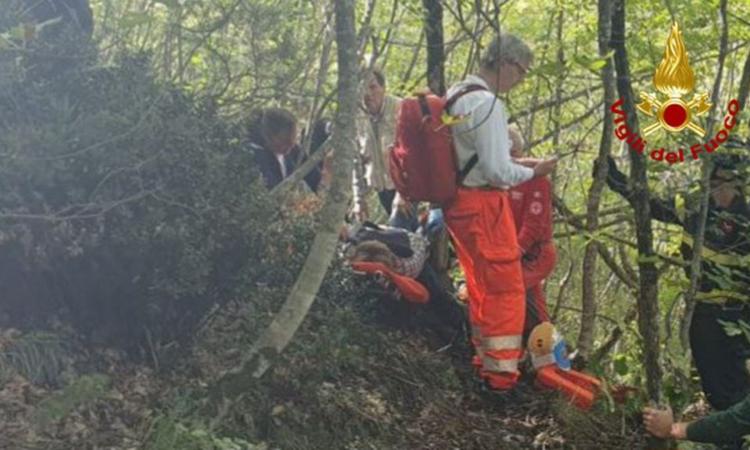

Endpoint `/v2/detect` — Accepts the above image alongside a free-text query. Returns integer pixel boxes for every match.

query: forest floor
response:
[0,267,656,450]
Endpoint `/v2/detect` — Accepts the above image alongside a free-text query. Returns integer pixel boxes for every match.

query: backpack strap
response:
[458,154,479,182]
[417,94,431,120]
[444,84,486,112]
[444,84,486,182]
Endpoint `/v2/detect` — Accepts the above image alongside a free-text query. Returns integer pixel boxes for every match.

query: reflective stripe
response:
[531,353,556,369]
[482,356,519,373]
[675,193,686,222]
[682,233,743,266]
[482,335,522,351]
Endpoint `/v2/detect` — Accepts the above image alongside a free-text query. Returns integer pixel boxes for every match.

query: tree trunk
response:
[423,0,445,96]
[211,0,359,398]
[611,0,662,405]
[421,0,453,277]
[576,0,615,362]
[302,4,335,156]
[737,47,750,121]
[680,0,729,350]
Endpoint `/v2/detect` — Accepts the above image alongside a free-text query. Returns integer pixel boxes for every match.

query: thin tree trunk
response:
[399,32,425,89]
[737,48,750,122]
[554,196,638,290]
[423,0,445,96]
[552,260,575,321]
[524,9,556,144]
[357,0,377,61]
[577,0,615,362]
[592,307,637,364]
[302,5,335,155]
[421,0,452,277]
[680,0,729,350]
[375,0,400,68]
[611,0,662,406]
[211,0,359,397]
[551,6,565,151]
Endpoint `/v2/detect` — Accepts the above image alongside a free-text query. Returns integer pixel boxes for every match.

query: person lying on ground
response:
[341,222,464,331]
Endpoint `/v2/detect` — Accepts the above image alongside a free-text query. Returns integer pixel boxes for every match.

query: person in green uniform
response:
[644,398,750,446]
[604,140,750,414]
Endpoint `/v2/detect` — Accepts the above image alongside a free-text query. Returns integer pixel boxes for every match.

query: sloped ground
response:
[0,264,646,449]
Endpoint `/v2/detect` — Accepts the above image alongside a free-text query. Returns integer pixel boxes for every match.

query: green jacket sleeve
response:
[686,394,750,444]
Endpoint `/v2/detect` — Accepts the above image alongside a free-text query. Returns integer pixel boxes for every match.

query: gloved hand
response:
[426,208,445,236]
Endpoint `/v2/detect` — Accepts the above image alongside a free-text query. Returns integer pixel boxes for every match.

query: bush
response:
[0,40,275,351]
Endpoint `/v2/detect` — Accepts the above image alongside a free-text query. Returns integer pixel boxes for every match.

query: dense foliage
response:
[0,31,280,350]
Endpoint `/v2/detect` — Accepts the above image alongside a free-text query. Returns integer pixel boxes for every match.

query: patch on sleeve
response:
[530,201,543,215]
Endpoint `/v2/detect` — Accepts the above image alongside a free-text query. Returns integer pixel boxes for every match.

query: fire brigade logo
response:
[637,23,711,137]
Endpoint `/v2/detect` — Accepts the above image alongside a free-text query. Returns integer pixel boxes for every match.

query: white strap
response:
[531,353,556,369]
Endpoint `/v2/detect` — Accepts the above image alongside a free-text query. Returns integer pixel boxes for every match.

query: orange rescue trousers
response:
[445,188,525,390]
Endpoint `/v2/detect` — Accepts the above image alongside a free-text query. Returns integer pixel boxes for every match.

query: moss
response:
[32,374,111,427]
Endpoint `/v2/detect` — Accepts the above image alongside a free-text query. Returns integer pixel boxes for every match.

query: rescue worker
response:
[644,394,750,448]
[604,143,750,412]
[445,33,557,391]
[507,126,556,336]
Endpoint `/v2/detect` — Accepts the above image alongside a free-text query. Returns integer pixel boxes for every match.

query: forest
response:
[1,0,750,449]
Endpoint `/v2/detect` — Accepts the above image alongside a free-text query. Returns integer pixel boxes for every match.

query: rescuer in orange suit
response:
[445,33,557,392]
[507,126,556,336]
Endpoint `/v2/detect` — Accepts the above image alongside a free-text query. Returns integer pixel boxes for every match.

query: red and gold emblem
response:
[637,23,711,137]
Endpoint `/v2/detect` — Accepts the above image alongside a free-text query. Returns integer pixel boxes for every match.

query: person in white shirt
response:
[355,68,415,224]
[444,33,557,392]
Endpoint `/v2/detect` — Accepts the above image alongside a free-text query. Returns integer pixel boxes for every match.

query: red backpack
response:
[389,85,485,205]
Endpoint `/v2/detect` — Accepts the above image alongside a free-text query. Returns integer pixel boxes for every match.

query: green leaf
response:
[614,354,629,376]
[589,51,614,70]
[719,319,743,337]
